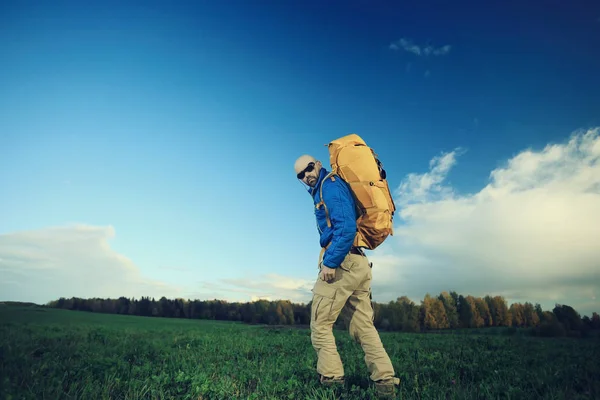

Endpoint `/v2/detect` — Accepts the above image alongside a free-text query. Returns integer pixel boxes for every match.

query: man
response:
[294,154,400,398]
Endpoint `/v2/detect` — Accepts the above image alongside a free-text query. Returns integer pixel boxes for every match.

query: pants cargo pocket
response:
[311,282,337,325]
[339,256,356,273]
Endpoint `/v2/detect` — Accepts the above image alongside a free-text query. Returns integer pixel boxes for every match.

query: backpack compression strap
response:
[316,171,336,228]
[316,172,339,267]
[318,242,331,269]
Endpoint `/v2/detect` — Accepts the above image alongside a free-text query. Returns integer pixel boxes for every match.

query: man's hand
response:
[319,265,336,282]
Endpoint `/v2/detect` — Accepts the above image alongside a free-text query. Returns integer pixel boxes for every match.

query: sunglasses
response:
[297,162,315,180]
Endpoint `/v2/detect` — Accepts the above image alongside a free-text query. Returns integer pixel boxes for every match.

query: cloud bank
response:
[0,224,314,305]
[390,38,451,56]
[0,225,186,303]
[369,127,600,317]
[212,275,315,303]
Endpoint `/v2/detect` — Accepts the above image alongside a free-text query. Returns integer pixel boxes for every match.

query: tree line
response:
[46,291,600,337]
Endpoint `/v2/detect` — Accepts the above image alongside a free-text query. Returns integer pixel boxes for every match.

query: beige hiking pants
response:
[310,251,397,382]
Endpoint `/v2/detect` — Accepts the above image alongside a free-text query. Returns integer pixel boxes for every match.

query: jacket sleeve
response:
[321,177,357,268]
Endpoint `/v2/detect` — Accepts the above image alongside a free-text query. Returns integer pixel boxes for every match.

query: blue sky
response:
[1,1,599,317]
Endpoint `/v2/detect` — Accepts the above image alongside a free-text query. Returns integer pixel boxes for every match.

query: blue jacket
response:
[309,167,357,268]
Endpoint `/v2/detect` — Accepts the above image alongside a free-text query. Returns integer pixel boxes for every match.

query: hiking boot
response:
[319,374,345,387]
[374,377,400,399]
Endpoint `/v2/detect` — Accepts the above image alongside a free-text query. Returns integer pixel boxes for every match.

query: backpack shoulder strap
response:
[316,171,336,228]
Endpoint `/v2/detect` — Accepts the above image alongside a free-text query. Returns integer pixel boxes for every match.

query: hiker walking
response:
[294,134,400,399]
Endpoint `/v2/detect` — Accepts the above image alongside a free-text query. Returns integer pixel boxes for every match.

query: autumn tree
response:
[420,294,449,330]
[485,295,510,326]
[523,302,540,327]
[438,291,459,328]
[510,303,525,327]
[475,297,492,327]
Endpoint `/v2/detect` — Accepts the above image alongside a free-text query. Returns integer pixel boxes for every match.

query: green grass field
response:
[1,304,598,399]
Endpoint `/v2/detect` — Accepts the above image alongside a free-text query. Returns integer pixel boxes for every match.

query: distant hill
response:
[0,301,43,307]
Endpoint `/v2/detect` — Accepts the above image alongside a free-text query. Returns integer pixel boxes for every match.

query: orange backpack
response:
[319,133,396,250]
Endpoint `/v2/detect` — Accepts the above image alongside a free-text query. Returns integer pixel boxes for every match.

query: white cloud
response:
[0,225,187,304]
[395,148,465,207]
[219,274,315,304]
[251,295,272,302]
[390,38,451,56]
[369,127,600,317]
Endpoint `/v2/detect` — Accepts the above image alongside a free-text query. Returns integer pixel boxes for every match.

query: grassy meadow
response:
[1,304,598,399]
